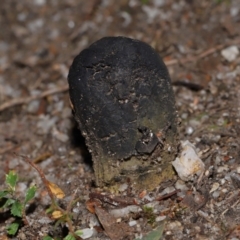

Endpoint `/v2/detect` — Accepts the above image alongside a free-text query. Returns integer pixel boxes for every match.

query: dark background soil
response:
[1,0,240,239]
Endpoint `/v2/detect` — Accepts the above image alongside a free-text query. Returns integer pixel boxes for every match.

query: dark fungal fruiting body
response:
[68,36,178,190]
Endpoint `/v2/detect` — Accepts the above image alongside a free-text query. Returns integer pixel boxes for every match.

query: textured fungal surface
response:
[68,37,178,189]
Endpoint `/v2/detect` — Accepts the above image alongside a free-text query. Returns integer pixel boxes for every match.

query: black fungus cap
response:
[68,36,176,161]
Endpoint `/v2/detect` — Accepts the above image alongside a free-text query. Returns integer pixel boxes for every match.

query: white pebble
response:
[37,115,57,134]
[62,107,72,119]
[230,7,239,17]
[175,180,188,191]
[153,0,165,7]
[220,178,226,185]
[34,140,43,149]
[167,221,182,231]
[221,188,228,193]
[78,228,94,239]
[217,165,229,173]
[118,183,128,192]
[212,191,220,199]
[181,113,188,119]
[110,205,141,218]
[27,100,40,113]
[210,182,220,193]
[221,46,239,62]
[68,21,75,28]
[156,215,166,222]
[33,0,46,5]
[52,128,69,142]
[172,140,205,181]
[129,220,137,226]
[186,126,194,135]
[17,182,27,193]
[159,186,175,196]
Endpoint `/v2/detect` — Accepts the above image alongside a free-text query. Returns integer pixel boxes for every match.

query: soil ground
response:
[1,0,240,239]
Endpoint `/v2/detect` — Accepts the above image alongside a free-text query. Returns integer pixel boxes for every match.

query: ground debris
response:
[1,1,240,239]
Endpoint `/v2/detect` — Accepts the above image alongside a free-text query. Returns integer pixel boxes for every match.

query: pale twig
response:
[165,38,240,66]
[0,84,69,112]
[0,144,18,155]
[19,154,56,203]
[197,210,214,223]
[165,44,224,66]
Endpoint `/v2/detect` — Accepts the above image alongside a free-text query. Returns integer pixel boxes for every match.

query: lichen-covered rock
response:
[68,36,178,190]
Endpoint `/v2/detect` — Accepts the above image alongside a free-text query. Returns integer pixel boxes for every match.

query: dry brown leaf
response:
[139,190,147,199]
[86,198,101,213]
[0,235,9,240]
[95,205,132,240]
[52,210,63,219]
[47,181,65,199]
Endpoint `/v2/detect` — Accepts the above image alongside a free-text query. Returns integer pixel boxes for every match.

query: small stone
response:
[61,107,72,119]
[220,178,226,185]
[175,179,189,191]
[129,220,137,226]
[210,182,220,193]
[153,0,165,7]
[166,220,183,233]
[230,172,240,189]
[156,215,166,222]
[221,188,228,193]
[27,100,40,113]
[110,205,141,218]
[37,115,57,134]
[17,182,27,193]
[35,140,43,149]
[78,228,94,239]
[118,183,128,192]
[181,113,188,119]
[205,169,210,177]
[53,128,69,142]
[221,46,239,62]
[33,0,46,5]
[230,7,239,17]
[189,119,201,128]
[212,191,220,199]
[172,140,205,181]
[217,165,229,173]
[159,186,176,196]
[186,126,194,135]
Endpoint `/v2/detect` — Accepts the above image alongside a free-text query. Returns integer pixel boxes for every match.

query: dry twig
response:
[19,154,56,203]
[0,144,18,155]
[165,38,240,66]
[0,84,69,112]
[165,44,224,66]
[156,189,179,201]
